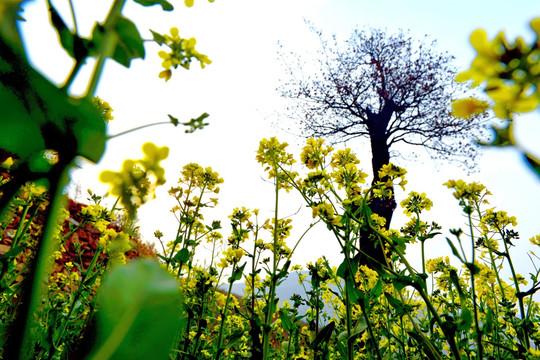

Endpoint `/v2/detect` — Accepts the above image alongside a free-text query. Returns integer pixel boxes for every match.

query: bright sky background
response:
[18,0,540,276]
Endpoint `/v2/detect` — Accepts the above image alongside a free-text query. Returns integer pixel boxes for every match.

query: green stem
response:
[68,0,78,34]
[396,290,443,360]
[106,121,172,139]
[262,164,280,360]
[498,225,530,348]
[466,211,483,360]
[51,245,104,354]
[85,0,127,98]
[215,264,237,360]
[10,204,30,248]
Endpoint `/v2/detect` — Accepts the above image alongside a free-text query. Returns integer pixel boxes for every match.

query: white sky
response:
[18,0,540,275]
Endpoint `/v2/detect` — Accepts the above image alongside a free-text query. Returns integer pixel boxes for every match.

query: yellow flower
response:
[300,138,333,169]
[479,208,517,235]
[425,256,449,274]
[530,234,540,246]
[370,213,386,229]
[451,98,489,119]
[378,163,407,190]
[70,272,80,282]
[159,69,172,81]
[443,179,488,205]
[332,163,368,189]
[156,27,212,81]
[256,137,295,169]
[93,96,114,123]
[400,191,433,216]
[1,157,14,169]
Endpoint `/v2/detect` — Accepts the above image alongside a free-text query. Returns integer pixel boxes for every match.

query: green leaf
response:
[168,114,179,126]
[47,0,74,55]
[150,29,167,45]
[346,280,364,304]
[133,0,174,11]
[369,279,383,297]
[112,17,145,67]
[407,332,439,360]
[0,36,106,163]
[448,269,472,331]
[445,238,465,263]
[173,248,190,264]
[384,292,413,317]
[391,274,415,291]
[228,262,246,284]
[338,315,367,345]
[89,259,184,360]
[278,309,293,333]
[309,321,335,350]
[47,0,90,61]
[91,16,145,68]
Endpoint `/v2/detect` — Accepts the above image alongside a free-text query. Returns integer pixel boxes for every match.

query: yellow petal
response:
[159,70,172,81]
[470,29,488,52]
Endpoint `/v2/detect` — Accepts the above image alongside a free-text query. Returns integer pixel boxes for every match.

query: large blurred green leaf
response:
[0,35,106,163]
[89,259,184,360]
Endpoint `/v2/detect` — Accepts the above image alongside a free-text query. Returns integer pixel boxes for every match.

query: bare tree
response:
[279,26,487,266]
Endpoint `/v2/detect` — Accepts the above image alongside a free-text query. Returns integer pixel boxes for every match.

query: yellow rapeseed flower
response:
[451,98,489,119]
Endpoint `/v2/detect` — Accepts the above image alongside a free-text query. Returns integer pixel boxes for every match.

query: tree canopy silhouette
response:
[279,26,487,266]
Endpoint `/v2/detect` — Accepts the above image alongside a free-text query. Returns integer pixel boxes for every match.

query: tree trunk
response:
[359,101,397,268]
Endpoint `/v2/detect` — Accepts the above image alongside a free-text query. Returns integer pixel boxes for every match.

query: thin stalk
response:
[358,298,383,360]
[466,211,483,360]
[51,245,104,355]
[68,0,78,34]
[10,203,30,248]
[344,278,354,360]
[262,164,280,360]
[498,225,529,348]
[396,290,443,360]
[106,121,173,139]
[215,264,237,360]
[85,0,127,98]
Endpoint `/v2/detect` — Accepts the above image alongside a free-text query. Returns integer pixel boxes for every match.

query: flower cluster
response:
[157,27,212,81]
[300,138,333,169]
[92,96,114,123]
[311,201,342,227]
[378,163,407,190]
[443,179,489,208]
[400,191,433,216]
[100,143,169,218]
[479,208,518,235]
[456,20,540,118]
